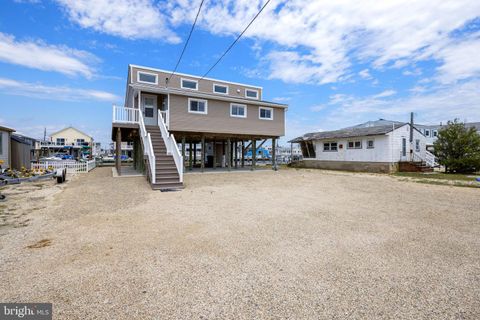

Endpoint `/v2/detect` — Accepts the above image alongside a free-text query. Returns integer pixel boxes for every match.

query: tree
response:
[433,119,480,173]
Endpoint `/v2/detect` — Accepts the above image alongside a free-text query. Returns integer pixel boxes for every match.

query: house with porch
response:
[290,119,436,173]
[37,126,94,159]
[112,64,287,190]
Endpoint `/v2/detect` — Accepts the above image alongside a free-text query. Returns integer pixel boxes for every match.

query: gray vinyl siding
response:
[169,94,285,137]
[0,131,10,168]
[131,66,263,100]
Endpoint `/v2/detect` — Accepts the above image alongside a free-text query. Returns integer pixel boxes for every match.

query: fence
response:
[31,160,96,174]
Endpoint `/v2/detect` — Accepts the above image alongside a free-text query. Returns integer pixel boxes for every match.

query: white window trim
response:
[181,78,198,90]
[213,83,229,95]
[188,98,208,114]
[323,142,338,152]
[137,71,158,85]
[245,89,259,100]
[347,140,362,149]
[230,103,247,118]
[259,107,273,120]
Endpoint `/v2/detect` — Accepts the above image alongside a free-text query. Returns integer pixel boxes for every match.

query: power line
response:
[168,0,205,84]
[200,0,271,79]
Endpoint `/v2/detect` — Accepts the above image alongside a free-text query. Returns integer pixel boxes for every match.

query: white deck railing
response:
[31,159,96,174]
[158,110,183,182]
[112,105,139,124]
[425,151,438,167]
[139,111,156,183]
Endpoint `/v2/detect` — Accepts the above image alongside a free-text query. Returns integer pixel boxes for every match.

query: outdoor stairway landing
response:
[145,125,183,190]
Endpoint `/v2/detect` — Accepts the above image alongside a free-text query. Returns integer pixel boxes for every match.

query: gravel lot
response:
[1,167,479,319]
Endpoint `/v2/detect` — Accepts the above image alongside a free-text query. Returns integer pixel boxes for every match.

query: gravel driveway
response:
[1,167,479,319]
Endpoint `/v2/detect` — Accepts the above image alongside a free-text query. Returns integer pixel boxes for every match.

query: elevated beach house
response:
[290,119,437,173]
[112,65,287,190]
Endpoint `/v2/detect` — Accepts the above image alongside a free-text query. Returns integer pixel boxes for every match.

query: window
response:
[76,139,85,146]
[367,140,374,149]
[245,89,259,99]
[415,139,421,152]
[433,130,438,137]
[137,71,158,84]
[56,138,65,145]
[323,142,338,151]
[347,140,362,149]
[259,107,273,120]
[213,83,229,94]
[425,129,430,137]
[144,107,154,117]
[188,98,207,114]
[181,78,198,90]
[230,103,246,118]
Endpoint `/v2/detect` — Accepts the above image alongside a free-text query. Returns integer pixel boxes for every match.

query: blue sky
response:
[1,0,480,146]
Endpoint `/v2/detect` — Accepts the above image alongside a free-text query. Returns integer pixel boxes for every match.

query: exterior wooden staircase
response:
[145,125,183,190]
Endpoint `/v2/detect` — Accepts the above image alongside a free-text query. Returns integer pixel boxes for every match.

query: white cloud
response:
[166,0,480,84]
[373,90,396,98]
[56,0,180,42]
[310,105,326,112]
[435,35,480,84]
[321,80,480,128]
[0,32,96,78]
[358,69,372,79]
[0,77,120,102]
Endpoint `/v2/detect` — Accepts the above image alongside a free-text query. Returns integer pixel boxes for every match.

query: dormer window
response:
[181,78,198,90]
[137,71,158,84]
[245,89,259,99]
[213,83,228,94]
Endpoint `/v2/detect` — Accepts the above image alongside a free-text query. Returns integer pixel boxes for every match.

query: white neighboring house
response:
[36,126,94,159]
[415,122,480,149]
[290,120,434,173]
[0,125,15,169]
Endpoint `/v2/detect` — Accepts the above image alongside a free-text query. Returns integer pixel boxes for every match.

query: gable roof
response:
[289,123,407,143]
[50,126,93,139]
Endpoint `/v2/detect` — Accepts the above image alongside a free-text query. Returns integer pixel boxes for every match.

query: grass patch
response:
[410,179,480,188]
[393,172,479,181]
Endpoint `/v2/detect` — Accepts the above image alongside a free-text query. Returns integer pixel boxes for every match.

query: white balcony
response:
[113,105,139,124]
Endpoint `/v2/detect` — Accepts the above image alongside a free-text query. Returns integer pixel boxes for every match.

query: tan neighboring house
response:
[112,64,288,190]
[37,126,94,159]
[0,125,15,169]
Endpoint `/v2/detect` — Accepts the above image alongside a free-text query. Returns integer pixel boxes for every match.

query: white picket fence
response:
[31,160,96,174]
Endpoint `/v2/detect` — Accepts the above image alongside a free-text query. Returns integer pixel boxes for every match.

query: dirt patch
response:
[0,167,479,319]
[26,238,52,249]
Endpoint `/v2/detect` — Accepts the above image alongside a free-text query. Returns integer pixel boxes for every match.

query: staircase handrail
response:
[139,111,156,183]
[158,110,184,183]
[425,150,438,167]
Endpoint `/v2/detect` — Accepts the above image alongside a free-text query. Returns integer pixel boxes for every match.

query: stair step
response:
[151,183,184,190]
[155,175,179,180]
[156,171,178,175]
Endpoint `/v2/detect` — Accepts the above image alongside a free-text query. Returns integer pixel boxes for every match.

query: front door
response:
[141,94,157,126]
[401,137,407,160]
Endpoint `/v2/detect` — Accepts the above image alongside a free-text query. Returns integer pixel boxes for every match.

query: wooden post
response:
[115,127,122,176]
[241,141,245,168]
[251,139,256,171]
[181,136,186,171]
[189,142,193,170]
[201,136,205,172]
[230,140,234,168]
[226,138,231,171]
[272,138,277,171]
[193,143,197,166]
[290,142,293,163]
[222,141,226,167]
[234,141,238,169]
[213,140,217,170]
